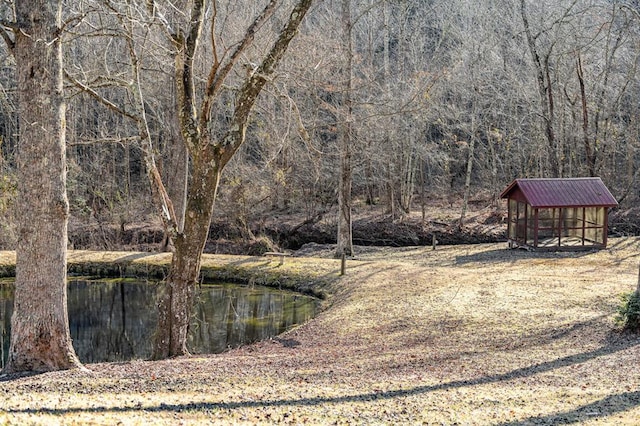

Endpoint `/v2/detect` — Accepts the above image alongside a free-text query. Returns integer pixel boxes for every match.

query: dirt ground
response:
[1,238,640,425]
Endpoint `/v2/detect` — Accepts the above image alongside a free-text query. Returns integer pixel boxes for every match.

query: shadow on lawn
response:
[495,390,640,425]
[454,248,594,266]
[5,334,640,422]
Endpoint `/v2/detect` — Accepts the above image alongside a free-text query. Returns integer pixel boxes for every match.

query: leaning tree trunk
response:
[3,0,83,373]
[152,154,221,359]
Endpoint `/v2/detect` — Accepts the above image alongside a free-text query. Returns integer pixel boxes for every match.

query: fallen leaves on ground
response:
[1,238,640,425]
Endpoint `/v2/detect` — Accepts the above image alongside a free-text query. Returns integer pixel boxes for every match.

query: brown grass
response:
[1,238,640,425]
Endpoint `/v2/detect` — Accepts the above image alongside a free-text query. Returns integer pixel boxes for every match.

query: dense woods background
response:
[1,0,640,252]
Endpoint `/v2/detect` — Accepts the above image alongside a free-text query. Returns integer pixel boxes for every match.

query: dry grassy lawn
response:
[1,238,640,425]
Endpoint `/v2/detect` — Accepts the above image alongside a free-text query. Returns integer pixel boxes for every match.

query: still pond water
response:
[0,279,317,365]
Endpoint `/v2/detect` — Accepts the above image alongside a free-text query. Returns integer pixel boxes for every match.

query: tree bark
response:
[153,156,220,359]
[3,0,83,373]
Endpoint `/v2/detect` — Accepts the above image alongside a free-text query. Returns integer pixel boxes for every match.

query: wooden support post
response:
[264,252,290,265]
[432,234,437,251]
[340,252,346,276]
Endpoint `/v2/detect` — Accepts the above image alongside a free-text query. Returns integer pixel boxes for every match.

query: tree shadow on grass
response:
[601,237,640,267]
[453,236,640,268]
[495,390,640,425]
[4,333,639,420]
[607,237,640,253]
[454,248,595,266]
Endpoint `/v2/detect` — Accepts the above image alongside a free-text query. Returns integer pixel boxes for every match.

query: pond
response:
[0,279,317,366]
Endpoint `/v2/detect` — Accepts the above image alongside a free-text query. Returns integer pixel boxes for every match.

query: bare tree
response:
[151,0,314,359]
[335,0,353,257]
[1,0,83,373]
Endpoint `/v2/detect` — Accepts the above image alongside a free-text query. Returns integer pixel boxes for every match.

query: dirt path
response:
[1,239,640,424]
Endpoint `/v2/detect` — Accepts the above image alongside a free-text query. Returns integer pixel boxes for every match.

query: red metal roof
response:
[500,177,618,208]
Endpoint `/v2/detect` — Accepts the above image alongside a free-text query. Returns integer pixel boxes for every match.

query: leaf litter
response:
[1,238,640,424]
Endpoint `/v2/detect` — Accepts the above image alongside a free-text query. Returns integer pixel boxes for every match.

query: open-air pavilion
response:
[500,177,618,250]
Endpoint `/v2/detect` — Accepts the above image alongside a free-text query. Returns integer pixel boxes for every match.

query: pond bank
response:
[0,250,341,300]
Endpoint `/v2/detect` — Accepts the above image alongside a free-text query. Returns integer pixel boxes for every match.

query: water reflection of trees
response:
[190,285,316,354]
[67,281,157,362]
[0,280,316,364]
[1,284,11,369]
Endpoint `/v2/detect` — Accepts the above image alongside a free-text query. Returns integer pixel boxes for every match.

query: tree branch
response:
[218,0,315,167]
[67,136,141,146]
[63,69,140,122]
[174,0,205,151]
[0,20,15,50]
[200,0,279,128]
[114,0,179,236]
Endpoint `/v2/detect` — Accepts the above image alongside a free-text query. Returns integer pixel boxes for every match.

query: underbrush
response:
[617,290,640,332]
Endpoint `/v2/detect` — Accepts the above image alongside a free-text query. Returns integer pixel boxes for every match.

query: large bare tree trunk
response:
[153,161,220,358]
[2,0,83,373]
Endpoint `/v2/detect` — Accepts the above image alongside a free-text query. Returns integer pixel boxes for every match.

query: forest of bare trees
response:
[2,0,640,251]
